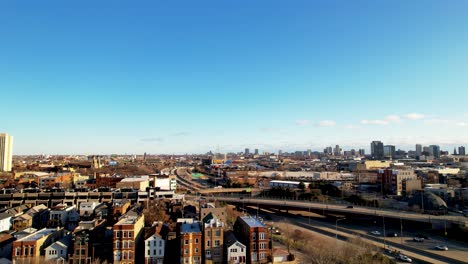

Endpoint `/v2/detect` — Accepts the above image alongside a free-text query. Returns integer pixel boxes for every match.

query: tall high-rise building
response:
[358,149,365,156]
[334,145,341,156]
[254,149,259,155]
[428,145,441,158]
[459,146,466,156]
[370,141,384,160]
[244,148,250,155]
[383,145,396,159]
[0,133,13,172]
[415,144,422,157]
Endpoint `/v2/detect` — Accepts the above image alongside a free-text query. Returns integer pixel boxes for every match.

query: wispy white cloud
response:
[295,119,310,126]
[384,115,401,123]
[316,120,336,127]
[360,119,388,125]
[345,124,359,129]
[424,118,452,124]
[361,115,401,126]
[404,113,425,120]
[140,137,164,142]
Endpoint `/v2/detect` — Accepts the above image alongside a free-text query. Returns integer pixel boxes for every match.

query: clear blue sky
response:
[1,0,468,154]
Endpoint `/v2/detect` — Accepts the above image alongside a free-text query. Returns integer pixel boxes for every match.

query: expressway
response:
[242,206,468,264]
[214,196,468,227]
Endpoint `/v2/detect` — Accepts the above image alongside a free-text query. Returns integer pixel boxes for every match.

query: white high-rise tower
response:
[0,133,13,172]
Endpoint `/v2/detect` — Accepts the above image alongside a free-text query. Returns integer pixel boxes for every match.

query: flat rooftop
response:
[17,228,59,242]
[239,216,265,228]
[180,223,201,233]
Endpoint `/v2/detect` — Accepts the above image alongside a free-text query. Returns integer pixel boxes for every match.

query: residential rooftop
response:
[180,222,201,233]
[239,216,265,228]
[17,228,60,242]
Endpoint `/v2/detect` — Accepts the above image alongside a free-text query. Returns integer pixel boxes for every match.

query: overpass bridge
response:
[213,196,468,229]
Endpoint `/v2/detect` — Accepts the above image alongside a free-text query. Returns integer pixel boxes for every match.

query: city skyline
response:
[2,1,468,154]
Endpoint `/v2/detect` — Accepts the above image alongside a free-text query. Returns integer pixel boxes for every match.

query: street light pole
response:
[336,218,345,240]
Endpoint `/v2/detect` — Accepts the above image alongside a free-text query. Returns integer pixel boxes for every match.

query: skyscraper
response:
[0,133,13,172]
[459,146,466,156]
[254,149,259,155]
[244,148,250,155]
[370,141,384,160]
[415,144,422,157]
[428,145,441,158]
[383,145,396,159]
[334,145,341,156]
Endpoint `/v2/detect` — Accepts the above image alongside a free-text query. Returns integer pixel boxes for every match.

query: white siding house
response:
[145,234,165,264]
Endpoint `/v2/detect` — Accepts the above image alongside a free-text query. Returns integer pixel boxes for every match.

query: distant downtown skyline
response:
[1,1,468,154]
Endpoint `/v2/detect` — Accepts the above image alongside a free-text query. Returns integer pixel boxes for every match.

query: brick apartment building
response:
[179,222,202,264]
[233,217,270,264]
[113,210,145,264]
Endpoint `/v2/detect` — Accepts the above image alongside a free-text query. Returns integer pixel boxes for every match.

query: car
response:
[413,237,424,242]
[370,231,381,236]
[346,205,354,208]
[415,234,429,240]
[387,232,398,237]
[399,255,413,263]
[435,245,448,251]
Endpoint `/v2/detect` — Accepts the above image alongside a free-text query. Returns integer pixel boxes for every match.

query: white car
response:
[370,231,381,236]
[435,245,448,251]
[413,237,424,242]
[399,255,412,263]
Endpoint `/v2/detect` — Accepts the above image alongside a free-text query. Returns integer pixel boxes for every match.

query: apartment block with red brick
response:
[179,222,202,264]
[113,210,145,264]
[233,216,270,264]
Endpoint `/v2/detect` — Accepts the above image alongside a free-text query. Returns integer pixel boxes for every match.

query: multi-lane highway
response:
[214,196,468,226]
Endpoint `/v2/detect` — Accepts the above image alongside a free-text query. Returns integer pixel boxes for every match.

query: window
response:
[259,233,266,240]
[207,240,211,247]
[260,243,266,249]
[215,230,220,236]
[214,240,220,247]
[123,242,127,249]
[116,241,120,249]
[260,253,266,259]
[153,241,156,246]
[129,252,133,259]
[184,249,188,254]
[116,231,120,238]
[123,252,127,259]
[30,247,34,255]
[128,241,133,248]
[252,233,256,240]
[195,247,199,253]
[128,232,132,237]
[230,248,237,253]
[148,250,150,255]
[159,240,162,247]
[252,244,256,250]
[123,231,127,238]
[195,238,199,244]
[24,247,28,256]
[207,231,211,236]
[184,240,189,245]
[154,250,156,255]
[159,249,162,255]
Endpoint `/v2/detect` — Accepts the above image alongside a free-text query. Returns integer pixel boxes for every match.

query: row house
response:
[113,210,145,264]
[202,213,224,264]
[12,227,66,264]
[233,217,270,264]
[179,222,202,264]
[144,233,165,264]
